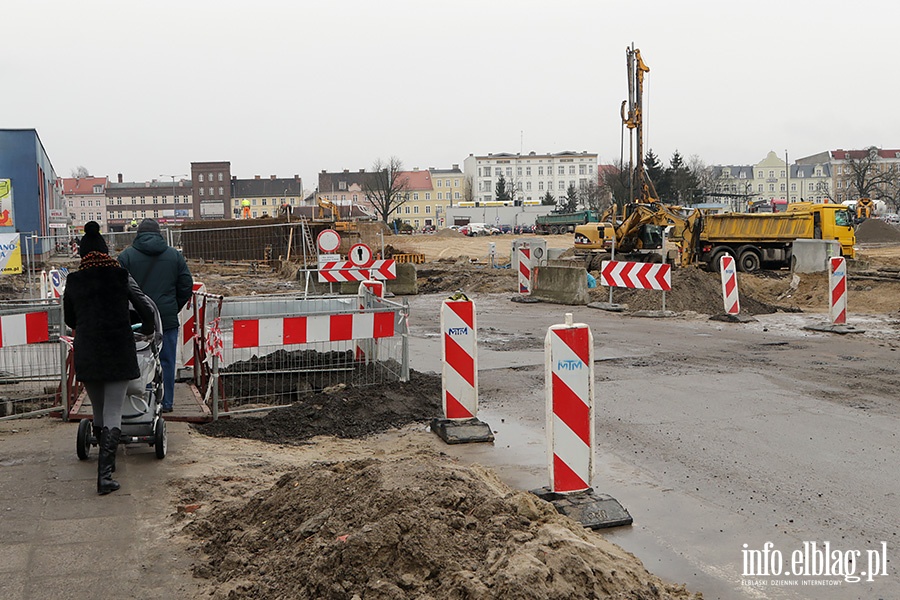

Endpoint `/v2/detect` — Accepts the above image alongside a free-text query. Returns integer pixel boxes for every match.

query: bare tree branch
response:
[363,157,409,223]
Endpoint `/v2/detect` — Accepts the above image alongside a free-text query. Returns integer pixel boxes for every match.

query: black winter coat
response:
[63,264,158,382]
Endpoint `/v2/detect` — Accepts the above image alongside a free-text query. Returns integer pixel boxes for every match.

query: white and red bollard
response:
[829,257,847,325]
[179,282,206,371]
[517,243,532,295]
[719,254,740,316]
[356,279,385,362]
[531,313,632,529]
[431,295,493,444]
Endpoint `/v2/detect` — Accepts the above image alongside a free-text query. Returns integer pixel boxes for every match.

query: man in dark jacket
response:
[118,218,193,413]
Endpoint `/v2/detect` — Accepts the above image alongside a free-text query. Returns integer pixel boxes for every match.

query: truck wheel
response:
[737,248,761,273]
[549,225,560,235]
[708,248,734,272]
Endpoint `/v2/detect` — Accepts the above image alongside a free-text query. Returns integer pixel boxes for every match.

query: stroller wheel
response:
[76,419,92,460]
[154,418,167,459]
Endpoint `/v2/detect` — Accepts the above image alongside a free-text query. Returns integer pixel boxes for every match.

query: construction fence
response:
[193,287,410,419]
[0,300,66,420]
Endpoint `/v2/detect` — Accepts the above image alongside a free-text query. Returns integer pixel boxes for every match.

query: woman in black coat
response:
[63,221,158,495]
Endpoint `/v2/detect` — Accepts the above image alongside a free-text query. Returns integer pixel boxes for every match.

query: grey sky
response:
[6,0,897,187]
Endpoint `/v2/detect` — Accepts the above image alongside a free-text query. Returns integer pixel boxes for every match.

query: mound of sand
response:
[856,218,900,243]
[434,228,464,238]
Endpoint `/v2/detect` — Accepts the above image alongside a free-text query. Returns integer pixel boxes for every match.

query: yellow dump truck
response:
[689,203,855,272]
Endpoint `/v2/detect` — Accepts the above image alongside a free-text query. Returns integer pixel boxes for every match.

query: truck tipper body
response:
[692,203,855,272]
[534,210,600,234]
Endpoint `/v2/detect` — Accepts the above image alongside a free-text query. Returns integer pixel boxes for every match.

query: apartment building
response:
[106,174,193,231]
[463,151,599,205]
[191,161,232,220]
[61,176,109,232]
[231,175,303,219]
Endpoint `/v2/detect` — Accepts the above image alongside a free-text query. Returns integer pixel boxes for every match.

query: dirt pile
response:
[196,370,443,443]
[418,259,517,294]
[856,219,900,243]
[185,457,700,600]
[433,228,464,238]
[590,267,780,315]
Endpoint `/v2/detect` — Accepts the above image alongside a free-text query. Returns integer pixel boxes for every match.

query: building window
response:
[445,179,450,187]
[208,173,213,182]
[404,206,410,214]
[436,179,442,187]
[218,173,223,182]
[437,192,442,200]
[558,166,565,175]
[558,181,565,190]
[425,192,431,200]
[539,181,544,191]
[208,187,214,196]
[199,174,204,183]
[526,182,532,191]
[517,167,522,176]
[579,165,586,175]
[413,205,419,214]
[199,188,204,196]
[218,187,223,196]
[425,205,431,213]
[526,167,531,176]
[569,166,575,175]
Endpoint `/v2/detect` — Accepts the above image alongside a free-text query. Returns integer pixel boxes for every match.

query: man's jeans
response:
[160,327,179,410]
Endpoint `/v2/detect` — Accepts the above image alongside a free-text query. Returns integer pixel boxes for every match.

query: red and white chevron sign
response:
[719,255,740,315]
[318,259,397,283]
[600,260,671,291]
[441,299,478,420]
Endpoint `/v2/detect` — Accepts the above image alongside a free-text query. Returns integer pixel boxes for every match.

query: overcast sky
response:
[6,0,898,188]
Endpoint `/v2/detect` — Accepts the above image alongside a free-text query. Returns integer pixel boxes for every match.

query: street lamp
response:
[160,173,187,223]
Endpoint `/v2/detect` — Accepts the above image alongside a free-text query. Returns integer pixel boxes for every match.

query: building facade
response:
[106,174,194,231]
[231,175,303,219]
[463,151,599,205]
[0,129,61,243]
[62,176,109,233]
[711,151,832,211]
[191,161,232,220]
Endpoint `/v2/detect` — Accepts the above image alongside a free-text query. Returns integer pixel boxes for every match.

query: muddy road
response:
[406,292,900,599]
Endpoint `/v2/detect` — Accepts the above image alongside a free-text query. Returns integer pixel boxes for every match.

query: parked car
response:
[465,223,490,236]
[458,225,471,236]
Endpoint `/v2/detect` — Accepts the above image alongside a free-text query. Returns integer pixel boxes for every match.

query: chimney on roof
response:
[359,169,365,173]
[232,175,236,180]
[294,174,299,180]
[321,170,326,174]
[270,175,276,180]
[117,173,123,183]
[255,175,260,180]
[413,167,419,171]
[343,169,349,173]
[452,164,459,169]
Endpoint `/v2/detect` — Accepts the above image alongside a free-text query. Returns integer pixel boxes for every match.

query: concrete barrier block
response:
[531,266,589,305]
[792,239,842,273]
[386,262,418,295]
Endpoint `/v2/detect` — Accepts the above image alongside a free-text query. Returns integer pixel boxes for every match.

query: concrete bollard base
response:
[631,310,678,318]
[587,301,627,312]
[510,295,541,304]
[709,313,758,323]
[430,417,494,444]
[531,487,633,529]
[803,324,866,335]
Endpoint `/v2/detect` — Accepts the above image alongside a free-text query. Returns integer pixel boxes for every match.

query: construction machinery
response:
[315,196,356,233]
[534,210,601,234]
[854,197,876,222]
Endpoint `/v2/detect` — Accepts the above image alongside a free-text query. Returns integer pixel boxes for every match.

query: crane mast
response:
[621,45,656,204]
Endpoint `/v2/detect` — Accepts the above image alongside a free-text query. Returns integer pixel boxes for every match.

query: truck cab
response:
[786,203,855,258]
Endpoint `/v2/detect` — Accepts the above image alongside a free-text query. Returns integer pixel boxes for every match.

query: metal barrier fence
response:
[0,300,66,420]
[173,222,317,266]
[193,289,409,419]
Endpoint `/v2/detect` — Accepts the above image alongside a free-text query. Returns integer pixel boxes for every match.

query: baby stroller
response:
[76,310,167,460]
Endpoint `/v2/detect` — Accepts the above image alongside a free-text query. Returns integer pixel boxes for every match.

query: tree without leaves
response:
[601,160,632,211]
[363,157,409,223]
[71,166,89,178]
[578,179,610,212]
[843,146,900,204]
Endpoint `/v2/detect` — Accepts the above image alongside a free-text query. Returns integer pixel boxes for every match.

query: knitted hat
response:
[137,218,160,233]
[78,221,108,257]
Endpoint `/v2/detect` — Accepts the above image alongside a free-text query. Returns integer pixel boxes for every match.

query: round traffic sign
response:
[317,229,341,253]
[348,243,374,267]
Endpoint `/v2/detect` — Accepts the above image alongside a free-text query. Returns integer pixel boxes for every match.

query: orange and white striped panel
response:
[719,255,740,315]
[232,312,395,348]
[0,312,50,348]
[829,257,847,325]
[441,299,478,420]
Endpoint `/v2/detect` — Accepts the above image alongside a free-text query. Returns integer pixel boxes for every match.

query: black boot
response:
[92,424,113,472]
[97,427,121,495]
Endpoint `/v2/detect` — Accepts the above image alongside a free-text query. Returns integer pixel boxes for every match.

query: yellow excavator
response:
[316,196,355,232]
[855,197,876,222]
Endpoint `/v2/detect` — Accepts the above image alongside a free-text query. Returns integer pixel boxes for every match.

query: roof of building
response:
[232,177,303,198]
[61,177,108,195]
[398,170,432,191]
[830,148,900,160]
[318,170,372,193]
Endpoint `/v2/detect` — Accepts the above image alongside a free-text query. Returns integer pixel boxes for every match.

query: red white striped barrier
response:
[0,311,50,348]
[600,260,671,290]
[318,260,396,283]
[232,312,395,348]
[719,255,740,315]
[179,282,206,368]
[356,280,385,361]
[518,244,532,295]
[441,299,478,420]
[829,257,847,325]
[545,314,594,493]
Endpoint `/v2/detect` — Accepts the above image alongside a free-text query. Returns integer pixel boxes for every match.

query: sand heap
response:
[856,218,900,243]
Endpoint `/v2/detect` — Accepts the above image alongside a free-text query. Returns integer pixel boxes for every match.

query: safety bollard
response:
[431,293,493,444]
[531,313,632,529]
